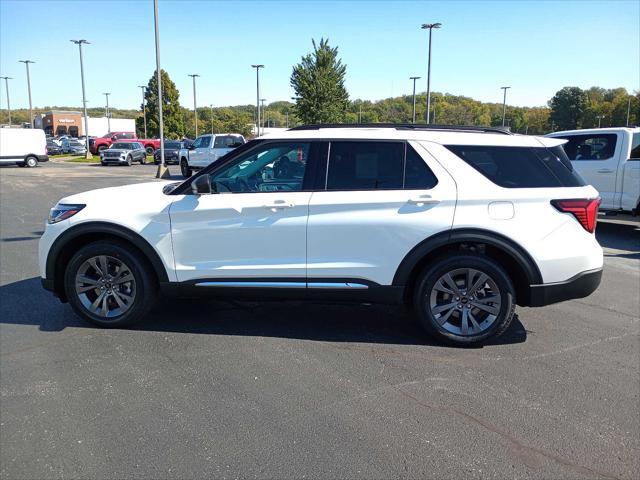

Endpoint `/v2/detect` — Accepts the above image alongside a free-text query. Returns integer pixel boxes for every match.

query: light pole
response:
[18,60,34,127]
[500,86,511,127]
[70,42,90,158]
[596,115,604,128]
[261,99,267,128]
[251,64,264,136]
[0,76,12,126]
[103,92,111,133]
[138,85,147,138]
[421,23,441,125]
[153,0,167,178]
[626,97,631,127]
[410,76,421,123]
[188,74,199,137]
[210,104,214,134]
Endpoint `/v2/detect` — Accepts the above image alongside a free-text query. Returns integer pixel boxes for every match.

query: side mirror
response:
[191,175,212,195]
[188,144,196,150]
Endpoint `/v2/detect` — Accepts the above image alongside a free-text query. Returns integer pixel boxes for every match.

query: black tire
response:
[24,156,38,168]
[412,254,515,346]
[180,158,192,178]
[139,155,146,165]
[17,162,26,167]
[145,146,155,155]
[101,161,107,166]
[63,241,157,328]
[126,155,132,166]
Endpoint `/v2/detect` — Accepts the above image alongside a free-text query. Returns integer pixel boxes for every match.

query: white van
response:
[0,128,49,167]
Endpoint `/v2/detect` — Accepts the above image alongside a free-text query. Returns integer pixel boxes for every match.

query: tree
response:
[136,69,184,139]
[290,38,349,124]
[548,87,588,130]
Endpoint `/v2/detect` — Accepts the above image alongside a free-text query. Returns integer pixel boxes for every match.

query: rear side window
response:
[630,133,640,160]
[327,142,404,190]
[556,134,618,160]
[445,145,586,188]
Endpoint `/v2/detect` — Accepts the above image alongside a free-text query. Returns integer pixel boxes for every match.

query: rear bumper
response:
[37,154,49,162]
[528,268,602,307]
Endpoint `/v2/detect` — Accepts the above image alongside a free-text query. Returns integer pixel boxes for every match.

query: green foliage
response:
[549,87,589,130]
[290,38,349,124]
[136,69,185,139]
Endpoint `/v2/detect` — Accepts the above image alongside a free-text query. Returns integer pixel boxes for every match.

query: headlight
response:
[48,204,85,224]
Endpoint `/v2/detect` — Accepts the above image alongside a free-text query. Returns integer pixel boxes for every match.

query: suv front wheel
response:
[413,254,515,345]
[64,241,157,328]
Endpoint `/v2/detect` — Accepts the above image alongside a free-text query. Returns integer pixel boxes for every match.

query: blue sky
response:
[1,0,638,111]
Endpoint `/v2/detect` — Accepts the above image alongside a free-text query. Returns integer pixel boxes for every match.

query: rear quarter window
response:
[445,145,586,188]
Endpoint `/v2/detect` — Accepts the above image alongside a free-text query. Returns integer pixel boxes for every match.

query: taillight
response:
[551,198,601,233]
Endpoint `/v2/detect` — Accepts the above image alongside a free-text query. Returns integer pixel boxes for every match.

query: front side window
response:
[557,134,618,161]
[208,142,309,193]
[445,145,585,188]
[326,142,404,190]
[197,136,211,148]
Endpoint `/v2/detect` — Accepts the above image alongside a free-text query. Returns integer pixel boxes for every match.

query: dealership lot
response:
[0,162,638,479]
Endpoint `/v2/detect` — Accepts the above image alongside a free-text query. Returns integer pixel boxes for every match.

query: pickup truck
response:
[89,132,161,155]
[178,133,246,177]
[547,127,640,215]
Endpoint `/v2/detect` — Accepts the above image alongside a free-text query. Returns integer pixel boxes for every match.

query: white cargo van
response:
[547,127,640,214]
[0,128,49,167]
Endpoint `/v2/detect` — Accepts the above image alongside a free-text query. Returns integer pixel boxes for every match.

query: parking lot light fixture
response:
[18,60,35,128]
[103,92,111,133]
[69,42,91,158]
[421,23,441,125]
[0,76,12,126]
[251,65,264,136]
[500,86,511,127]
[410,76,421,124]
[138,85,147,138]
[188,74,200,137]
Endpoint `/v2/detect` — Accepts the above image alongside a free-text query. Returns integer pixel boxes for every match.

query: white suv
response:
[39,125,603,345]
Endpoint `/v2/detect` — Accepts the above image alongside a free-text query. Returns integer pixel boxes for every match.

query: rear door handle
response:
[263,201,295,211]
[408,195,440,206]
[597,169,614,173]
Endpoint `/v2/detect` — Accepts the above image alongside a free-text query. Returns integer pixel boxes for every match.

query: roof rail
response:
[288,123,513,135]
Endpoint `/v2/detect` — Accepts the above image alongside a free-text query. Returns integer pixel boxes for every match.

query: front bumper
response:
[528,268,603,307]
[101,157,128,164]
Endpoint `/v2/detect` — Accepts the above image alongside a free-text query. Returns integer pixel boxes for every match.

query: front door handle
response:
[263,201,295,211]
[597,169,614,173]
[408,195,440,206]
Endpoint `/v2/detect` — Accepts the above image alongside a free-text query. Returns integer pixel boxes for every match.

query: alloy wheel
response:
[75,255,136,319]
[428,267,502,336]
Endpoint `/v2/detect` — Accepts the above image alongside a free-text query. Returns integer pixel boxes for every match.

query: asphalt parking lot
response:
[1,161,638,480]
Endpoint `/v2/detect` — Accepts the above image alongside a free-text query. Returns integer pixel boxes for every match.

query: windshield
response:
[165,142,181,149]
[111,143,131,149]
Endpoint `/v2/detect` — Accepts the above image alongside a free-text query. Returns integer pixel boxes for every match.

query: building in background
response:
[40,110,135,137]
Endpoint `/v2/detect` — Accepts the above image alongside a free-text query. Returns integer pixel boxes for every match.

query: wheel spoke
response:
[77,284,99,294]
[469,273,489,295]
[433,280,455,295]
[111,291,127,309]
[442,273,461,296]
[436,306,456,326]
[461,309,469,335]
[100,293,109,316]
[99,256,109,277]
[90,291,106,313]
[468,311,481,333]
[88,258,104,277]
[475,295,500,304]
[432,302,457,315]
[471,301,500,315]
[114,272,134,285]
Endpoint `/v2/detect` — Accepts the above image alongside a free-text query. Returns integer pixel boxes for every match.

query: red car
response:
[89,132,161,155]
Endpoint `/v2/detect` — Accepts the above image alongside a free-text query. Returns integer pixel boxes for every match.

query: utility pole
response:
[0,76,12,126]
[210,104,214,134]
[138,85,147,138]
[251,65,264,136]
[421,23,441,124]
[70,41,90,158]
[153,0,167,178]
[410,76,421,123]
[18,60,34,127]
[500,86,511,127]
[103,92,111,133]
[188,73,200,137]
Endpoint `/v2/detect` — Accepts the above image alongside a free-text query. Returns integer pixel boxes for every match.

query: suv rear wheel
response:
[64,241,157,328]
[24,156,38,168]
[413,254,515,345]
[180,159,192,177]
